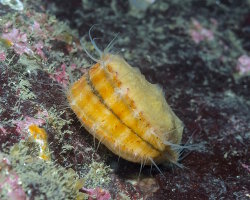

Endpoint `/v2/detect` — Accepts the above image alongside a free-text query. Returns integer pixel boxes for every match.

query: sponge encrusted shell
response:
[67,54,183,164]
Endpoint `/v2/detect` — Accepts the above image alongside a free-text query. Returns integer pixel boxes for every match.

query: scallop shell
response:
[67,54,183,165]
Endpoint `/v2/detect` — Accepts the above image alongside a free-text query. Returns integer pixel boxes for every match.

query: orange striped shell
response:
[67,54,183,165]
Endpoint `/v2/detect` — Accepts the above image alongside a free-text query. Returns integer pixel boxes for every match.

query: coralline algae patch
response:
[67,54,184,166]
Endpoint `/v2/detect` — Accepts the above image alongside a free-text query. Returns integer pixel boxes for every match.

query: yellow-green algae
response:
[8,141,86,200]
[79,161,112,189]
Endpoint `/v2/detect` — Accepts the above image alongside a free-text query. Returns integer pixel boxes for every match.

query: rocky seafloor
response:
[0,0,249,199]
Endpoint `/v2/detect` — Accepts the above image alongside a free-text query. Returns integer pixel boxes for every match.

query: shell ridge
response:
[87,68,163,154]
[89,62,166,152]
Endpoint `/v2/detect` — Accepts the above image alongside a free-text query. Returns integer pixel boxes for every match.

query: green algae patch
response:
[46,107,73,142]
[9,141,86,200]
[79,161,112,189]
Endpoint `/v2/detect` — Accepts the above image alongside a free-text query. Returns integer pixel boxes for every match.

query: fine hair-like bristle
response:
[80,24,119,63]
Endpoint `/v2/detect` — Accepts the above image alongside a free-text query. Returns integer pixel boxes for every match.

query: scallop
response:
[67,53,184,166]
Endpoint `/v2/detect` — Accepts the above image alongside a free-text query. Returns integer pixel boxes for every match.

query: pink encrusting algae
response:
[1,28,33,55]
[81,187,111,200]
[29,21,44,37]
[241,163,250,173]
[0,156,27,200]
[49,63,70,88]
[236,55,250,75]
[0,51,6,61]
[33,40,47,60]
[189,19,215,44]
